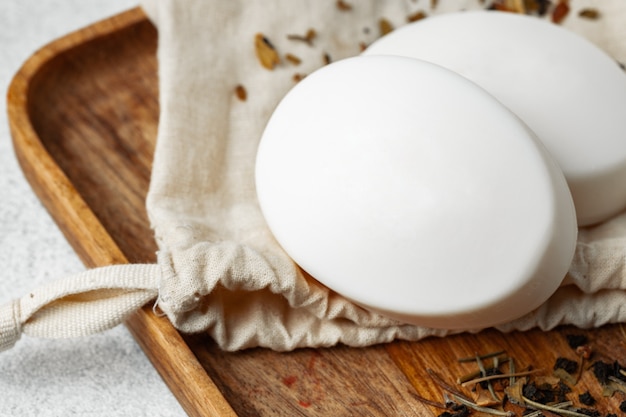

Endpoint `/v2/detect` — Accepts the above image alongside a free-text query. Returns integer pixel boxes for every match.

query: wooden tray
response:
[7,7,626,417]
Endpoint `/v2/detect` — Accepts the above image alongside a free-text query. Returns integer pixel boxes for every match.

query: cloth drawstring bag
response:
[2,0,626,353]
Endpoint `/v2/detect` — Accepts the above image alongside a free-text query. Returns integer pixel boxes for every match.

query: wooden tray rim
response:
[6,7,237,417]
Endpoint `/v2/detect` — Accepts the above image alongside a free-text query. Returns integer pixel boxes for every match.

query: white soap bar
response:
[364,11,626,226]
[255,56,577,329]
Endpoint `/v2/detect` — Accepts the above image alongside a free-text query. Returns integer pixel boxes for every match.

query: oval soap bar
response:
[255,56,577,329]
[364,11,626,226]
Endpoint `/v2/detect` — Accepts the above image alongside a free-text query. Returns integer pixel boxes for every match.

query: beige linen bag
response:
[2,0,626,353]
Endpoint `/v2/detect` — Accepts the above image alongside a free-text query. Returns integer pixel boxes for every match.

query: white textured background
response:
[0,1,186,416]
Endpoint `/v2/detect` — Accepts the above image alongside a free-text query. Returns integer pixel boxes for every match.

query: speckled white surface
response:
[0,1,186,416]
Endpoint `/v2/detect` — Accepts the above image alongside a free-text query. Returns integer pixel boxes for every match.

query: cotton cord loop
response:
[0,300,22,351]
[0,264,160,352]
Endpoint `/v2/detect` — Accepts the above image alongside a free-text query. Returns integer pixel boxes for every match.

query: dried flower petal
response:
[552,0,570,23]
[234,84,247,101]
[254,33,280,70]
[379,18,394,36]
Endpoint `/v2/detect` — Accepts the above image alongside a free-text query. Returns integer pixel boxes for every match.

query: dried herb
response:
[323,52,332,65]
[450,394,514,416]
[254,34,281,70]
[578,9,600,20]
[336,0,352,11]
[458,351,506,363]
[554,357,578,374]
[578,391,595,406]
[566,334,589,349]
[285,53,302,66]
[287,29,317,46]
[592,360,625,385]
[437,404,470,417]
[292,73,306,83]
[552,0,570,23]
[234,84,247,101]
[573,408,601,417]
[407,10,427,22]
[379,18,393,36]
[522,397,591,417]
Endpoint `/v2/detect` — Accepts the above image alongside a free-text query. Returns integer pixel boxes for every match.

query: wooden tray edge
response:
[6,8,237,417]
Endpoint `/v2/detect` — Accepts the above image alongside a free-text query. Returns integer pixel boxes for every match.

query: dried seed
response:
[407,10,427,22]
[336,0,352,11]
[234,84,247,101]
[292,73,306,83]
[578,8,600,20]
[379,18,394,36]
[287,29,317,46]
[254,33,280,70]
[285,53,302,65]
[490,0,526,14]
[552,0,570,23]
[507,0,526,13]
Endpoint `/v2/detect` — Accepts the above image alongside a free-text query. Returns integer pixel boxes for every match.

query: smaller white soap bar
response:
[364,11,626,226]
[255,56,577,329]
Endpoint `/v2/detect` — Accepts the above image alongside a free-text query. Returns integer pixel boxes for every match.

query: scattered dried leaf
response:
[553,367,578,386]
[234,84,247,101]
[254,33,280,70]
[578,8,600,20]
[292,73,306,82]
[323,52,332,65]
[285,53,302,65]
[552,0,570,23]
[504,377,527,405]
[472,384,501,407]
[379,18,394,36]
[407,10,428,22]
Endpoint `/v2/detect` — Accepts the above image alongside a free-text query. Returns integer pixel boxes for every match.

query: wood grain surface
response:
[7,7,626,417]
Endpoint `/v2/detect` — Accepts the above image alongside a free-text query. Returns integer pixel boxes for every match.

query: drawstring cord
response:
[0,264,160,352]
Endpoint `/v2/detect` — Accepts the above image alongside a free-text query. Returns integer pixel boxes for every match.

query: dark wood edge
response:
[6,7,238,417]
